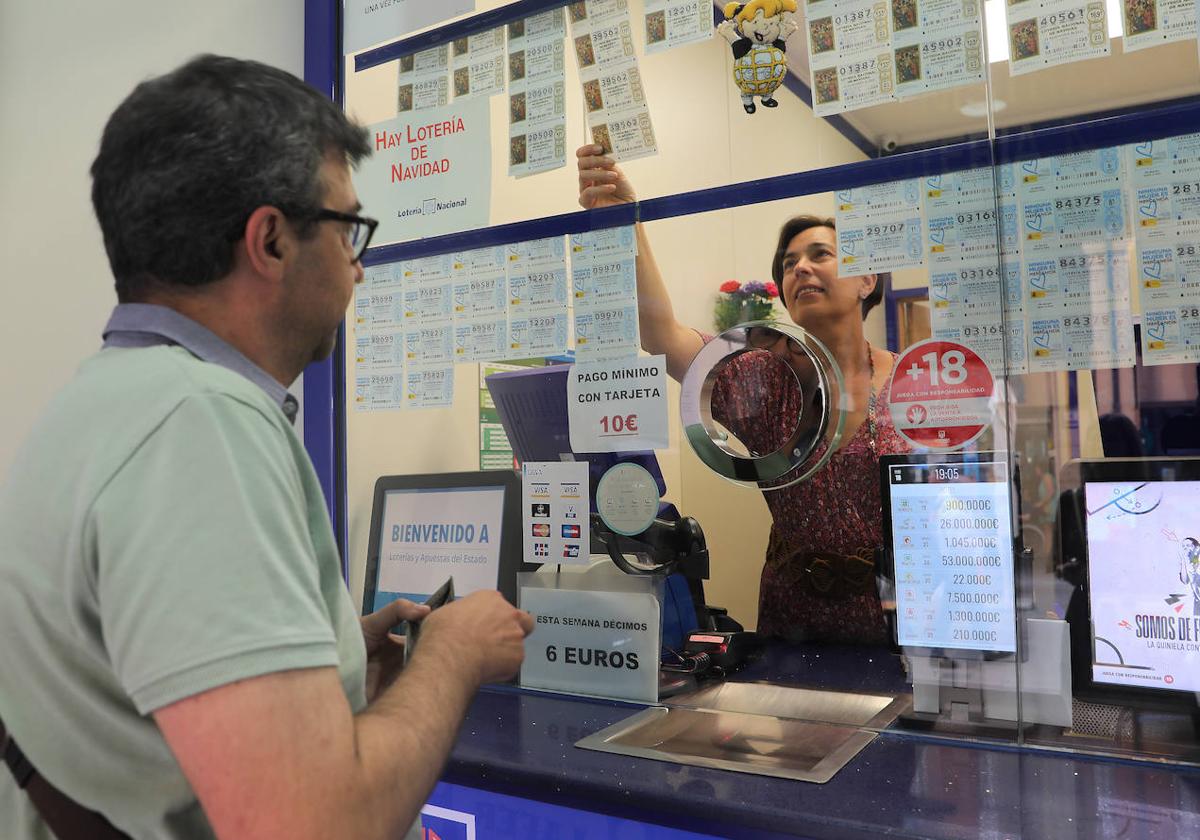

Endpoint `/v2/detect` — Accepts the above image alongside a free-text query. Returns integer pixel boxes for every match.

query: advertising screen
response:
[886,458,1017,653]
[369,485,507,612]
[1086,480,1200,693]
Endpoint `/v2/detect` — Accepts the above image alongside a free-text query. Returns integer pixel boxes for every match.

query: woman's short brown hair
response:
[770,214,887,320]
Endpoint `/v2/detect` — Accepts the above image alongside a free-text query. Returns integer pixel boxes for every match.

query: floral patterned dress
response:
[710,346,910,643]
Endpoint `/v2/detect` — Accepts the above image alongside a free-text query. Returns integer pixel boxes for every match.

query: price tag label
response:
[567,355,668,453]
[889,339,994,450]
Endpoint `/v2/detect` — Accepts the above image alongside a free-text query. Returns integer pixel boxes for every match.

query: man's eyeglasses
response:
[310,209,379,263]
[746,326,804,357]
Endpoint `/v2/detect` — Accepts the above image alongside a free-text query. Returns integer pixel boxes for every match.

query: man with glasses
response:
[0,55,532,840]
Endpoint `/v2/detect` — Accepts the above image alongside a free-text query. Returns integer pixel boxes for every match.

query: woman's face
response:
[779,226,876,328]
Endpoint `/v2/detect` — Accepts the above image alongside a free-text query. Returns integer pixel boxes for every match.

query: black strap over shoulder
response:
[1,718,132,840]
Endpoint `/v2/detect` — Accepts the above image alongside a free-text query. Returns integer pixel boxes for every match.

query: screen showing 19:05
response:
[888,461,1017,653]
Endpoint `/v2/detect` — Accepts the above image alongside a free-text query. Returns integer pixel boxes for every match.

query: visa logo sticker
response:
[420,805,475,840]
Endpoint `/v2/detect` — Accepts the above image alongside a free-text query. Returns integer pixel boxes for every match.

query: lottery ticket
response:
[1141,306,1200,365]
[1019,188,1126,245]
[451,28,506,61]
[508,118,567,178]
[354,331,406,372]
[1136,242,1200,307]
[569,225,638,265]
[808,0,895,116]
[508,78,567,126]
[506,34,566,86]
[452,245,508,278]
[403,280,454,324]
[1023,246,1131,317]
[643,0,712,53]
[893,19,984,99]
[454,317,510,362]
[451,52,506,100]
[811,52,896,117]
[1006,0,1109,77]
[580,58,647,117]
[399,254,453,285]
[933,319,1028,375]
[570,17,638,70]
[355,288,403,332]
[1125,134,1200,185]
[507,236,567,270]
[507,9,567,47]
[452,274,507,319]
[508,265,570,310]
[572,257,638,306]
[588,107,658,163]
[398,45,450,113]
[404,324,455,365]
[405,365,456,409]
[355,371,406,411]
[1119,0,1196,53]
[1028,311,1135,372]
[574,304,640,362]
[928,258,1006,324]
[509,312,570,357]
[568,0,630,25]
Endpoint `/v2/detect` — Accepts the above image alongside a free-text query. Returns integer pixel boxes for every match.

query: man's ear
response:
[243,206,289,279]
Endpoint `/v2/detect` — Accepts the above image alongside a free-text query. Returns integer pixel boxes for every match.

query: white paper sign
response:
[343,0,474,55]
[520,586,660,702]
[355,98,491,244]
[523,461,590,565]
[568,356,668,453]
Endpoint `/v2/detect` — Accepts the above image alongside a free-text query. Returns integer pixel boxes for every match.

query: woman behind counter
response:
[576,144,911,644]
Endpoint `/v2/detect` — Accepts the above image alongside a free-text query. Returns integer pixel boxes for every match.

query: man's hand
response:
[577,144,636,210]
[361,598,429,701]
[413,591,534,686]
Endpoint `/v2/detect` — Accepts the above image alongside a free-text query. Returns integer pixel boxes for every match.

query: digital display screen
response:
[887,460,1017,653]
[1085,480,1200,693]
[370,486,506,612]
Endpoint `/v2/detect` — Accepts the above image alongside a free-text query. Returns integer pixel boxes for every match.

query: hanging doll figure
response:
[718,0,799,114]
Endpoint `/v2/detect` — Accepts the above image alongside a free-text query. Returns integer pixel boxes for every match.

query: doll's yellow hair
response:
[723,0,799,22]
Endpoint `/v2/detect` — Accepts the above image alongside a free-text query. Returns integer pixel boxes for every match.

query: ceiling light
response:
[959,99,1007,117]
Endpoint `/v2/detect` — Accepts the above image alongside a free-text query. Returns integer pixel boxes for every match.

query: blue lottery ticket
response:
[1141,307,1200,366]
[508,266,568,309]
[405,365,455,409]
[506,235,566,267]
[574,304,640,362]
[452,274,507,319]
[1053,148,1122,187]
[360,290,403,332]
[453,317,509,362]
[452,245,507,278]
[928,260,1005,325]
[403,281,453,323]
[572,257,637,305]
[354,331,405,370]
[1126,134,1200,186]
[569,225,637,264]
[865,214,924,272]
[404,324,454,365]
[508,311,569,357]
[1138,242,1200,306]
[1026,248,1129,316]
[362,262,399,288]
[1050,189,1126,240]
[836,226,866,277]
[354,371,405,411]
[400,253,453,285]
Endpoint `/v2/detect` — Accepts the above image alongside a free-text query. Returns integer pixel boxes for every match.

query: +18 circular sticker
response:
[596,462,660,536]
[888,339,995,450]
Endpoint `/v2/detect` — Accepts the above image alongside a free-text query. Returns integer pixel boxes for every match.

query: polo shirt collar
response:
[102,303,299,424]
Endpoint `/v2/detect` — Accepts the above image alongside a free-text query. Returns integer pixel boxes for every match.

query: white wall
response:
[0,0,305,480]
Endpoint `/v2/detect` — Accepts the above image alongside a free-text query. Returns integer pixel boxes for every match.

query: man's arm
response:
[576,144,703,382]
[154,591,533,840]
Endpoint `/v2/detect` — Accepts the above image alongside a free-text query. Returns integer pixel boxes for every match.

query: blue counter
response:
[428,644,1200,839]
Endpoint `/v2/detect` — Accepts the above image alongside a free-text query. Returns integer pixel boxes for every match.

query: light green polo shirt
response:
[0,345,366,840]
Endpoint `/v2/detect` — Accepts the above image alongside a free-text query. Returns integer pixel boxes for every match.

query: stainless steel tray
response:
[575,684,908,783]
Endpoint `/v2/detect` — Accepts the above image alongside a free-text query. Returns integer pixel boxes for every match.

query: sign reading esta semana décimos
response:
[353,96,491,244]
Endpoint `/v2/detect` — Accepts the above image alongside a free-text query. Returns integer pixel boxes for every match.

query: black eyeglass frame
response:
[309,208,379,262]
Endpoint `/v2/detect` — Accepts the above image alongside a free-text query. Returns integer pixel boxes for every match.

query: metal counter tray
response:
[575,683,908,784]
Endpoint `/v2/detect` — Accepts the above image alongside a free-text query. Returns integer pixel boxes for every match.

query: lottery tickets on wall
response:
[569,0,659,163]
[835,179,926,275]
[507,8,568,177]
[507,236,572,358]
[398,45,450,113]
[1127,134,1200,365]
[1119,0,1196,52]
[450,27,507,100]
[353,263,410,411]
[570,226,642,363]
[805,0,984,118]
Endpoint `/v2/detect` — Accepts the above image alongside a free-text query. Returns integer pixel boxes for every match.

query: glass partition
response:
[339,0,1200,768]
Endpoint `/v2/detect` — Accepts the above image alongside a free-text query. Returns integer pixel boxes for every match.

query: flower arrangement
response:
[713,280,779,332]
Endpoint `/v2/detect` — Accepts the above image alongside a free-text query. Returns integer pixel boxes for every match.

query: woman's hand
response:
[576,144,636,209]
